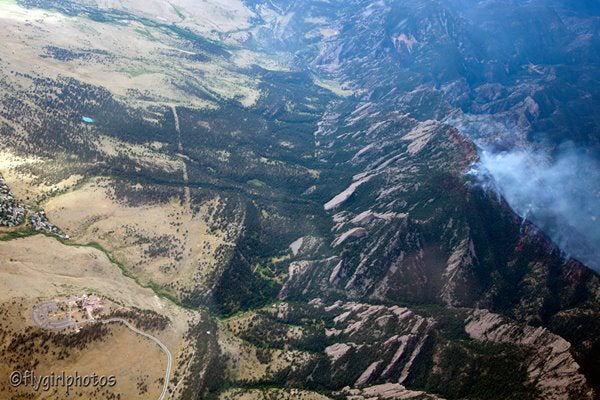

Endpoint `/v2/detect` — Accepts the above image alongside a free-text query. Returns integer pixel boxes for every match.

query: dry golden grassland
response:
[0,0,275,110]
[0,151,85,204]
[0,235,201,399]
[43,178,232,298]
[0,305,167,400]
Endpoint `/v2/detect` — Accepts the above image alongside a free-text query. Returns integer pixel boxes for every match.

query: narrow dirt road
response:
[171,105,191,206]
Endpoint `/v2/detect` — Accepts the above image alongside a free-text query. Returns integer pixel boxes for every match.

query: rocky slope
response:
[0,0,598,399]
[246,0,600,397]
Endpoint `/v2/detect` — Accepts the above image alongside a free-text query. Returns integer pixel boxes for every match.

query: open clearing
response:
[0,310,168,399]
[0,234,193,344]
[0,234,200,399]
[43,177,232,298]
[0,0,266,110]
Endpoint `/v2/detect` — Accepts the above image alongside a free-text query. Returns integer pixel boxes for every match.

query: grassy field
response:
[0,234,200,398]
[0,302,168,399]
[43,178,233,302]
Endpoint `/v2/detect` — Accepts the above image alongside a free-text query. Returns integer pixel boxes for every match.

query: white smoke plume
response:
[475,144,600,271]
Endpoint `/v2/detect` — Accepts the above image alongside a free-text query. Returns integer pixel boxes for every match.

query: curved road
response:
[101,318,172,400]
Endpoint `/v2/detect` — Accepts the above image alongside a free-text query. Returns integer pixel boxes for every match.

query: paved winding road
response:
[101,318,172,400]
[32,303,173,400]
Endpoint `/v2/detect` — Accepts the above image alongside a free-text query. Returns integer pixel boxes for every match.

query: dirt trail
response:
[171,105,191,207]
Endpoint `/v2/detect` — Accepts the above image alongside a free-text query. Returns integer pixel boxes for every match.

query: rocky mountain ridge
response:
[0,0,598,398]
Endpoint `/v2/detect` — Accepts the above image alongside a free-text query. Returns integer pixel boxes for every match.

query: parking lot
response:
[32,301,76,330]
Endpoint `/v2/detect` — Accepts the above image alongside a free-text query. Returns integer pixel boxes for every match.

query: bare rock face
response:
[227,299,597,398]
[323,301,435,387]
[465,309,593,400]
[339,383,445,399]
[440,238,477,306]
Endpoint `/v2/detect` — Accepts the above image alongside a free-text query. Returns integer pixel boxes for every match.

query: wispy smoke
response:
[475,144,600,271]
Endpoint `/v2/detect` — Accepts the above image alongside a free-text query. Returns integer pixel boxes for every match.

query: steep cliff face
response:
[276,86,600,395]
[244,0,600,396]
[224,300,594,399]
[465,310,592,400]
